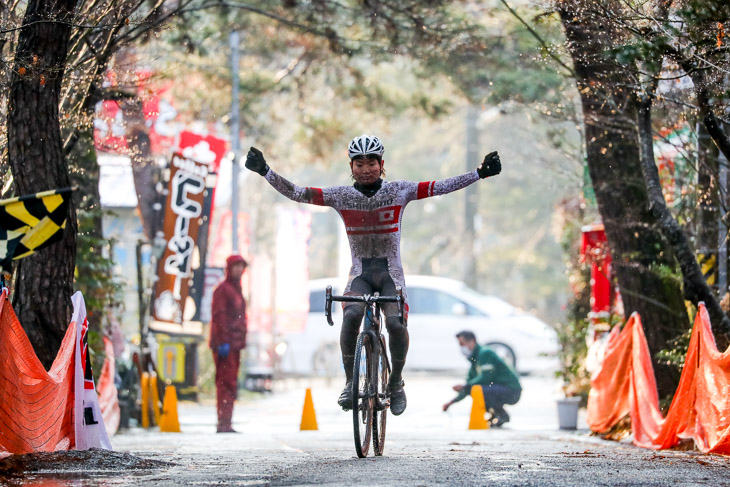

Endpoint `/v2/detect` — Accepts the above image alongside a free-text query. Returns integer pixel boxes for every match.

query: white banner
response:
[72,291,112,451]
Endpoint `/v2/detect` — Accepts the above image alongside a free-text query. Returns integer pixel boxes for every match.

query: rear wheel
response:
[352,333,373,458]
[373,336,389,456]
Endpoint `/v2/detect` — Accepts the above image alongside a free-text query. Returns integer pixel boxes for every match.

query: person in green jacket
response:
[442,330,522,427]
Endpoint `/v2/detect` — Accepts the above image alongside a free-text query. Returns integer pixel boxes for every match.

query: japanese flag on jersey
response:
[72,291,112,450]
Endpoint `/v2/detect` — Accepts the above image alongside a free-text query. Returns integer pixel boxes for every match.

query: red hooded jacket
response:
[209,261,247,351]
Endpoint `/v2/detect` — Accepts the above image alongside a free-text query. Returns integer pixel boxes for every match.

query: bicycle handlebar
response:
[333,295,401,303]
[325,285,404,326]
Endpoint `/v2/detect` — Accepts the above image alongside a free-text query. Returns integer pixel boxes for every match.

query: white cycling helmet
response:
[348,134,385,159]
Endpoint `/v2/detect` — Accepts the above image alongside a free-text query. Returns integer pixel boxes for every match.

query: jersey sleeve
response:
[264,168,333,207]
[402,170,480,202]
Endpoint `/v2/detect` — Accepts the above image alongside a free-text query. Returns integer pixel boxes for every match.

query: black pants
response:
[341,258,409,386]
[482,385,521,419]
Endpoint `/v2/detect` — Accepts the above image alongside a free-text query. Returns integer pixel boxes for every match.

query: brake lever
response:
[325,285,334,326]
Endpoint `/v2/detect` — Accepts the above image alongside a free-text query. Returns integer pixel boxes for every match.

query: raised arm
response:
[407,151,502,201]
[245,147,328,206]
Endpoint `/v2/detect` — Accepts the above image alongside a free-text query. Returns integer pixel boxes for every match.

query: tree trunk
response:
[7,0,80,369]
[638,97,730,345]
[558,0,689,398]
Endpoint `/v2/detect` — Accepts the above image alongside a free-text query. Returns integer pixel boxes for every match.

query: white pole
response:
[230,30,240,254]
[464,104,478,288]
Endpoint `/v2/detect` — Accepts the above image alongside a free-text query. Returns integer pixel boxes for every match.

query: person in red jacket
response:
[210,254,248,433]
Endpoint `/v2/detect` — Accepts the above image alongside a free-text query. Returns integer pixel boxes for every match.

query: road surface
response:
[3,373,729,486]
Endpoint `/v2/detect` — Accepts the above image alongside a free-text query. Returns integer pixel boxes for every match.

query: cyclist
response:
[245,135,501,416]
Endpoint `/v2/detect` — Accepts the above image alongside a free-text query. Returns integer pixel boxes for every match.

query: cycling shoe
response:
[388,380,407,416]
[338,382,353,411]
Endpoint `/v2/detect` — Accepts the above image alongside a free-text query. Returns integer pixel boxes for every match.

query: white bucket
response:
[556,396,581,430]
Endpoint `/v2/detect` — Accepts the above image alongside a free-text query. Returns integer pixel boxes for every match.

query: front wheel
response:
[352,333,373,458]
[372,336,389,456]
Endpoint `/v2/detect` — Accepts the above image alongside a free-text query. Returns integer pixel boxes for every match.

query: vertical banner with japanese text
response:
[151,153,209,327]
[177,131,227,324]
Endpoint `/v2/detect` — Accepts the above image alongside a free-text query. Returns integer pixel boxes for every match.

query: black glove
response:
[245,146,269,176]
[477,151,501,178]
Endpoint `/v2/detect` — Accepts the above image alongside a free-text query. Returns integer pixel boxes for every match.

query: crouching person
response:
[442,330,521,427]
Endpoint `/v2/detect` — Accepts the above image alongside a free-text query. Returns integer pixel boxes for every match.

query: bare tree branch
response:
[500,0,576,77]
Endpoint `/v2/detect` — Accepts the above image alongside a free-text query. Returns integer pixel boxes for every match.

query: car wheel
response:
[485,342,516,370]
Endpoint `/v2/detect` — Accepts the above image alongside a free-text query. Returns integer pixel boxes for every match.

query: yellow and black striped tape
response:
[0,187,75,271]
[698,253,717,286]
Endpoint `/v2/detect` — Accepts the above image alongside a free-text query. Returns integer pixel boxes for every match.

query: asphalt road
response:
[3,373,730,486]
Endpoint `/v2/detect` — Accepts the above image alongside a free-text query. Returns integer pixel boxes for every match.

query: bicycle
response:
[325,285,404,458]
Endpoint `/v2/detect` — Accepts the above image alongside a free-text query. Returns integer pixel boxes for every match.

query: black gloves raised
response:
[245,146,270,176]
[477,151,501,179]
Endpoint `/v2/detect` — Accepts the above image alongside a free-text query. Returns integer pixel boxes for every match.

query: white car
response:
[276,275,559,376]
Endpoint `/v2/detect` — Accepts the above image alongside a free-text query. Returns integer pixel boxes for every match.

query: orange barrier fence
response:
[0,290,112,456]
[587,303,730,453]
[97,337,120,436]
[0,290,76,456]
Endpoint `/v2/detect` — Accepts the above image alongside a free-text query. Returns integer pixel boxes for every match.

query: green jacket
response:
[453,344,521,403]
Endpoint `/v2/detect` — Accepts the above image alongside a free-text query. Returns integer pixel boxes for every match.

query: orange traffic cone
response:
[141,372,150,429]
[300,388,318,431]
[159,385,181,432]
[468,385,489,430]
[150,372,162,426]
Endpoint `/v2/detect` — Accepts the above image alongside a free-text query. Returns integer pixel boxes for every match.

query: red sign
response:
[581,224,613,318]
[94,71,177,155]
[178,131,228,173]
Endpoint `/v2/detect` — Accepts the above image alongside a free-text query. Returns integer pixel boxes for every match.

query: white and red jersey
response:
[263,168,480,297]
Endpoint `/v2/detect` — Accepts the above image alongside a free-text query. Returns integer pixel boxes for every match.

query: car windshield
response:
[408,287,472,315]
[455,285,515,317]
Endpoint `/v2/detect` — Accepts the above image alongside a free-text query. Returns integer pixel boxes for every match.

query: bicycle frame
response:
[325,286,403,385]
[325,285,404,457]
[364,303,391,411]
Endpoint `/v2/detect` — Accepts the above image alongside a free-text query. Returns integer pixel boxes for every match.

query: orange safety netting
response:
[0,290,112,457]
[587,303,730,453]
[0,290,77,455]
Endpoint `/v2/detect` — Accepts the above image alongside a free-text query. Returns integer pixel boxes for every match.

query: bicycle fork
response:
[364,306,391,411]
